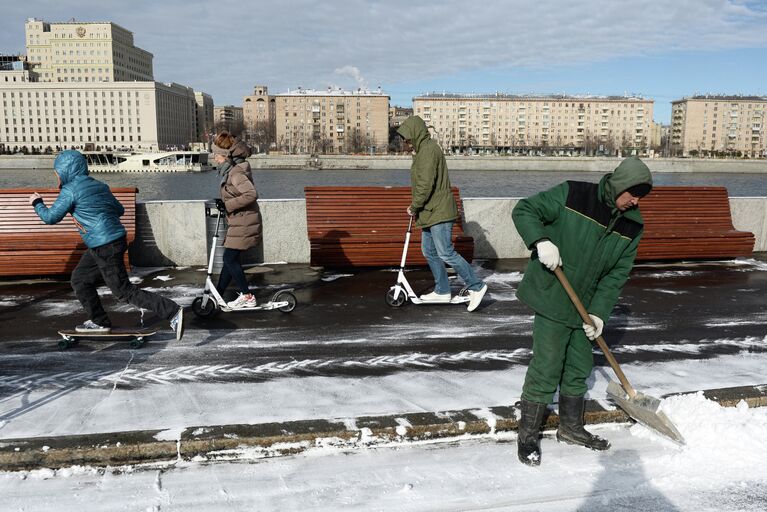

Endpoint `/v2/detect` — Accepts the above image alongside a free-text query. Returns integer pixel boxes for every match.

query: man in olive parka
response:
[397,116,487,311]
[511,156,653,466]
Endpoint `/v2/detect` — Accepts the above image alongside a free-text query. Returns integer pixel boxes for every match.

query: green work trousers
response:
[521,314,594,404]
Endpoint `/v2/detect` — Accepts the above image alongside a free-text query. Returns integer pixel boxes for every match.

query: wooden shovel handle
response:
[554,267,637,398]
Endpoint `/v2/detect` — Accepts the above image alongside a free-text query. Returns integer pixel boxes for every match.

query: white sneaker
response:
[467,284,488,312]
[75,320,111,333]
[419,291,451,303]
[227,293,257,309]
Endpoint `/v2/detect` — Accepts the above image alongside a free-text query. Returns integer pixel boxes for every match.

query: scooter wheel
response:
[274,291,297,313]
[385,288,407,307]
[458,286,471,298]
[192,296,219,317]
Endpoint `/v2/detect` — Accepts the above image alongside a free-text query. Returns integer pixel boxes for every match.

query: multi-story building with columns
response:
[24,18,153,83]
[0,19,212,153]
[275,87,389,154]
[412,93,654,155]
[670,96,766,157]
[0,80,198,153]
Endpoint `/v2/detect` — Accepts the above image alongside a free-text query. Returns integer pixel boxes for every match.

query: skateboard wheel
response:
[58,340,69,350]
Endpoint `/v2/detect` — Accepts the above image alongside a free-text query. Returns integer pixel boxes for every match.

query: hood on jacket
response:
[397,116,431,153]
[53,150,89,185]
[229,140,252,161]
[602,156,653,208]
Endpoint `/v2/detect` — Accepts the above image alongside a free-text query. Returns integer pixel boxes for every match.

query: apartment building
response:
[670,96,766,157]
[213,105,244,134]
[0,80,198,152]
[389,106,413,128]
[24,18,153,83]
[243,85,275,130]
[275,87,390,154]
[412,93,654,154]
[194,91,214,141]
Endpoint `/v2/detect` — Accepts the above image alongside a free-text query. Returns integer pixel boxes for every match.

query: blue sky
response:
[2,0,767,124]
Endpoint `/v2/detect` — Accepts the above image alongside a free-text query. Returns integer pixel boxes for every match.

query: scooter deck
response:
[219,300,291,312]
[57,328,157,350]
[412,297,471,305]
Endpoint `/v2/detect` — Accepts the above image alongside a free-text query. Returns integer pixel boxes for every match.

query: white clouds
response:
[2,1,766,103]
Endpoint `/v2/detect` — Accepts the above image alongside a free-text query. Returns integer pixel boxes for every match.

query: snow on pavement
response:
[1,350,765,439]
[0,395,765,511]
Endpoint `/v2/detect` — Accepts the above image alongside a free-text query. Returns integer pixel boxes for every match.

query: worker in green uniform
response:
[512,156,653,466]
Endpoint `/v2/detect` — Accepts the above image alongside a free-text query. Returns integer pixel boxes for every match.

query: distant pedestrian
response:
[511,156,653,466]
[397,115,488,311]
[211,132,262,308]
[29,150,186,339]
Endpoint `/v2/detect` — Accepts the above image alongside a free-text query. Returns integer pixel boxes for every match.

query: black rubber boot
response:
[517,399,548,466]
[556,394,610,451]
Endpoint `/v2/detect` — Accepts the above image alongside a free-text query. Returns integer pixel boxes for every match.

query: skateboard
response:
[57,328,157,350]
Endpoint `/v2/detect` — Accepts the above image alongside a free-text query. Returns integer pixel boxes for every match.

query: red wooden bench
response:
[305,186,474,267]
[636,186,754,261]
[0,188,138,276]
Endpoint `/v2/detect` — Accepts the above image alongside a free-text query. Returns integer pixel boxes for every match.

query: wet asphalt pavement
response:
[1,256,766,390]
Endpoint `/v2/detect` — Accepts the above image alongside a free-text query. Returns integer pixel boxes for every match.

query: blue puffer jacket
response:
[34,150,126,248]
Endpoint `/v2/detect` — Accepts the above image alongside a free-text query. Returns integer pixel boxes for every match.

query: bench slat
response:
[0,187,137,276]
[305,186,474,267]
[636,186,753,261]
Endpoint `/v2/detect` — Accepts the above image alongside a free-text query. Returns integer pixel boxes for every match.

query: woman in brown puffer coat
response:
[211,132,262,308]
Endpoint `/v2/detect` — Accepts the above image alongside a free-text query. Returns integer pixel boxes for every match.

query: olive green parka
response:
[397,116,458,228]
[512,157,653,326]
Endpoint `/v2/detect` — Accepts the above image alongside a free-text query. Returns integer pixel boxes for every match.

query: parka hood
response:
[53,150,89,185]
[601,156,653,208]
[229,140,252,161]
[397,115,431,152]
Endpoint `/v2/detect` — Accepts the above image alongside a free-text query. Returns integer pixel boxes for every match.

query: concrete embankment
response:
[0,384,763,471]
[249,154,767,172]
[131,197,767,267]
[4,154,767,173]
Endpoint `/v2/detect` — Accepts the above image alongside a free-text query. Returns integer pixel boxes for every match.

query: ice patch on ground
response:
[37,300,81,317]
[475,271,523,301]
[153,427,186,442]
[321,274,354,282]
[152,275,174,282]
[611,335,767,355]
[650,289,690,295]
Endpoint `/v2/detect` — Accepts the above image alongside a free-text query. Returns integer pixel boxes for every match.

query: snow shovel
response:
[554,267,685,445]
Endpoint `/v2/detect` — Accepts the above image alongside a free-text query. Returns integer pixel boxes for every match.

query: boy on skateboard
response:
[29,150,186,340]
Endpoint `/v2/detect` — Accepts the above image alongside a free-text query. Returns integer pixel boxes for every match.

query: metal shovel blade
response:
[606,380,685,445]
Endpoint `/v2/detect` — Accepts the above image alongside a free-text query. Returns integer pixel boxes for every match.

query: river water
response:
[2,168,766,201]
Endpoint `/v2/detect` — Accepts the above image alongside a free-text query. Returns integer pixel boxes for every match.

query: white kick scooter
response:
[385,215,471,307]
[191,201,297,317]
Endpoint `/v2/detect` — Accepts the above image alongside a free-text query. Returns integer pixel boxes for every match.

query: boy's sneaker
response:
[227,293,257,309]
[467,283,488,312]
[419,291,451,303]
[75,320,111,333]
[170,307,185,341]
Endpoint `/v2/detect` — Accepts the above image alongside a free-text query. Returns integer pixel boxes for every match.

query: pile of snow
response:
[631,392,767,490]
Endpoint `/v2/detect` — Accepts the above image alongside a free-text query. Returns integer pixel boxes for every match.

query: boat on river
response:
[82,151,212,173]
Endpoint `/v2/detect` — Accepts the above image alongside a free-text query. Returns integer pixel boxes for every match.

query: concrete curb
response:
[1,384,765,471]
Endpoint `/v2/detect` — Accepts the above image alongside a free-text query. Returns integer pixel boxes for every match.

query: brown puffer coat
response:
[220,142,262,250]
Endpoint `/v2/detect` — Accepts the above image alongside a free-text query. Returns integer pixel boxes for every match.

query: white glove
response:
[583,314,604,341]
[535,240,562,271]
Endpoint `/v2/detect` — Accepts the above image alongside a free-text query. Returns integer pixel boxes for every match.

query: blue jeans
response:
[421,221,483,294]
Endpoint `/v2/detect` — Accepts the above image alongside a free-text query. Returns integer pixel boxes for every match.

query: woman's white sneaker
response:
[227,293,257,309]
